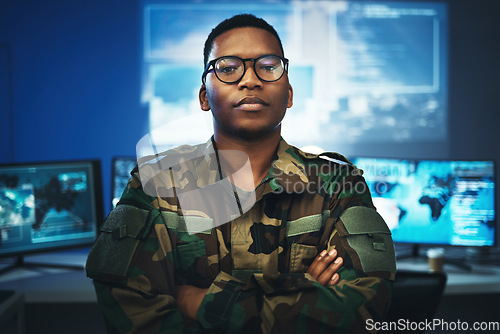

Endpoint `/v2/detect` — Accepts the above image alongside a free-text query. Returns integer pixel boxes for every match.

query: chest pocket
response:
[176,240,212,287]
[161,212,214,287]
[289,243,318,272]
[286,211,329,273]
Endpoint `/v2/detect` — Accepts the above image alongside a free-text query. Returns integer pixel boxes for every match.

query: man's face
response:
[199,27,293,141]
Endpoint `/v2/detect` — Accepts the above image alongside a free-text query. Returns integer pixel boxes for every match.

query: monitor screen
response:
[351,157,496,247]
[141,1,448,158]
[0,160,104,257]
[111,156,137,207]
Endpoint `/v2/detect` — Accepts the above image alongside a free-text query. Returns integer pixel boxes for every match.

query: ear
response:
[287,83,293,108]
[199,85,211,111]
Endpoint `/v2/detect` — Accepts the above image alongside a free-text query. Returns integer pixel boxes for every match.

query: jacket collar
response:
[138,137,313,194]
[272,138,310,184]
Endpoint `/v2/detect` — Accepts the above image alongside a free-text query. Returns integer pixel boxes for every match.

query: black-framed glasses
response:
[202,54,289,84]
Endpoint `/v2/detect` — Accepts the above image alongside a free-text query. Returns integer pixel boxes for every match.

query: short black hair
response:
[203,14,284,68]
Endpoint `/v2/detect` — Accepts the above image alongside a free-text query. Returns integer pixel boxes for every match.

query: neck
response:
[213,131,281,187]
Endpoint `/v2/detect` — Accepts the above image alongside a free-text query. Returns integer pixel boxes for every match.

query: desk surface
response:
[1,248,500,303]
[396,257,500,295]
[0,248,96,303]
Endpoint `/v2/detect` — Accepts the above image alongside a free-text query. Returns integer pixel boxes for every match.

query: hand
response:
[176,285,208,320]
[306,249,343,286]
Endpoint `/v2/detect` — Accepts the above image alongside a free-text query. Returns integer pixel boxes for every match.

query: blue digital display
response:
[0,160,103,257]
[352,157,496,247]
[111,156,137,207]
[142,1,448,152]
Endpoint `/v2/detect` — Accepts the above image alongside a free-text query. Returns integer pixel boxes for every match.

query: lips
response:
[235,96,269,107]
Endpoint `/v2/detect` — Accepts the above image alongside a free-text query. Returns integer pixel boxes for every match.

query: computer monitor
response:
[0,160,104,272]
[111,156,137,207]
[138,0,453,226]
[143,1,449,155]
[351,157,496,248]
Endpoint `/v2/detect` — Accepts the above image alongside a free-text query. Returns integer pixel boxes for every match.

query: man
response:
[86,14,396,333]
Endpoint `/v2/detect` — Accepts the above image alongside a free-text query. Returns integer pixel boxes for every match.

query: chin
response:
[232,125,281,141]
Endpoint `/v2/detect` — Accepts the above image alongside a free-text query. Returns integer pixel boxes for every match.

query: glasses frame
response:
[201,54,289,84]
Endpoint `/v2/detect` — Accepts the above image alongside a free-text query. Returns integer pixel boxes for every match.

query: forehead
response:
[210,27,283,59]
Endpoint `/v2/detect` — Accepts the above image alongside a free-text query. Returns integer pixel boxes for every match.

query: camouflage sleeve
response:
[197,270,392,333]
[86,174,204,333]
[195,173,396,333]
[90,226,196,333]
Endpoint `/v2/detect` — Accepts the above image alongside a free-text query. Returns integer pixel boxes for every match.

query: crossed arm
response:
[177,249,343,321]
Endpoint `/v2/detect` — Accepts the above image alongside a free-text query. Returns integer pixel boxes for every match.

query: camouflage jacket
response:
[86,138,396,334]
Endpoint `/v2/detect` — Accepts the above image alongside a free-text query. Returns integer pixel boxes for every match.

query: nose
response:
[238,62,262,89]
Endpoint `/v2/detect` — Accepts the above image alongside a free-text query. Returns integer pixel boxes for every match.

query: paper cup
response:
[427,248,445,272]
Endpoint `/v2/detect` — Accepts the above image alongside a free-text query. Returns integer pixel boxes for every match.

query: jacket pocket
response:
[289,243,318,273]
[85,204,158,282]
[176,240,211,287]
[336,206,396,274]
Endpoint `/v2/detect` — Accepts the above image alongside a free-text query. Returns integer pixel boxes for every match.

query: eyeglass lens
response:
[214,55,285,83]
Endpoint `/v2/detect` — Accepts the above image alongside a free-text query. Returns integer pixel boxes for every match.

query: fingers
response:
[317,256,343,286]
[306,249,343,286]
[306,249,329,275]
[329,273,340,285]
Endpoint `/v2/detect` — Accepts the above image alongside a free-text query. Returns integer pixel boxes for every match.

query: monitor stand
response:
[0,255,84,276]
[396,244,472,272]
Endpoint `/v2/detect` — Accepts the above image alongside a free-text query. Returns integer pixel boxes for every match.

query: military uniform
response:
[86,138,396,333]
